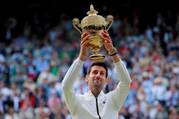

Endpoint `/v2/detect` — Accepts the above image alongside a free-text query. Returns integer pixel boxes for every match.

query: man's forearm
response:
[62,58,84,113]
[62,58,84,91]
[115,59,131,84]
[111,53,120,63]
[108,48,120,63]
[111,58,131,110]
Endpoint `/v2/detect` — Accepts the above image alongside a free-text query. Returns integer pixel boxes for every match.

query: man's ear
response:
[106,77,110,83]
[85,75,89,83]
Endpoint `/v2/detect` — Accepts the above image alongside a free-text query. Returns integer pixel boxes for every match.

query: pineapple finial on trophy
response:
[87,4,98,16]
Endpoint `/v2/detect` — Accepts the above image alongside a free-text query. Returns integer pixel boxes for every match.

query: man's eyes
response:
[92,70,98,74]
[100,72,105,75]
[92,70,105,76]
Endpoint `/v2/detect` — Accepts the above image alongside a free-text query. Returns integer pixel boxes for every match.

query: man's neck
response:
[91,88,102,97]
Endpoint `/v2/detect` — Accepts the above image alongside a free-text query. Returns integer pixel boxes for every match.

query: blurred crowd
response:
[0,11,179,119]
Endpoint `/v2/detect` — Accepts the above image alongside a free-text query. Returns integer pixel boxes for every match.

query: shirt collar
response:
[87,90,105,99]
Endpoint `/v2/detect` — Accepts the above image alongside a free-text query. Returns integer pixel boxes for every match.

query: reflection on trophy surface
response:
[72,4,113,61]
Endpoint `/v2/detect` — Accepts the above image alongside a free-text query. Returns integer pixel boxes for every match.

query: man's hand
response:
[99,30,120,62]
[79,32,91,61]
[99,30,114,53]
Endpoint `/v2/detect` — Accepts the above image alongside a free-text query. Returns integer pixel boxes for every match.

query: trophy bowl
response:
[72,4,113,61]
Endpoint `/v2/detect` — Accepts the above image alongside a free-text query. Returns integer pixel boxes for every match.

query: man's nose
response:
[96,72,101,76]
[95,73,101,79]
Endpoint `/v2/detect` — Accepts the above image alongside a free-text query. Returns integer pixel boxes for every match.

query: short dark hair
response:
[87,62,108,77]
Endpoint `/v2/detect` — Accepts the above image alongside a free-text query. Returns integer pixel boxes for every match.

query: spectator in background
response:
[34,98,50,119]
[4,99,19,119]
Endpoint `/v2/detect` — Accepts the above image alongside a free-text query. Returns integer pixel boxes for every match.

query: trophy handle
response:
[72,18,82,33]
[105,15,113,31]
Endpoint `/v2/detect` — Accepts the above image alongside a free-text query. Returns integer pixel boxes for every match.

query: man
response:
[62,30,131,119]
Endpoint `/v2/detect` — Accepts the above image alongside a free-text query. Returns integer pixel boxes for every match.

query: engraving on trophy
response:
[72,4,113,61]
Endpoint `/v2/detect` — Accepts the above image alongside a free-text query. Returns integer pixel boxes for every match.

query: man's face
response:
[86,65,107,89]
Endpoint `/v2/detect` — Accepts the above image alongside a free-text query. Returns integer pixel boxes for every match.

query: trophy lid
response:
[81,4,106,29]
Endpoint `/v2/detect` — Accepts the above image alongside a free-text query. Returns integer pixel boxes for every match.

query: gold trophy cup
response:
[72,4,113,61]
